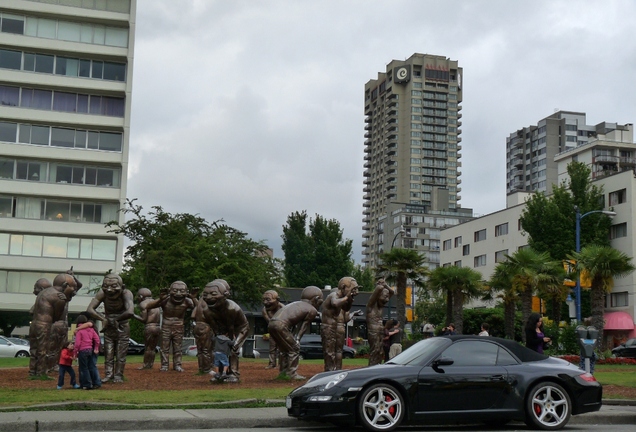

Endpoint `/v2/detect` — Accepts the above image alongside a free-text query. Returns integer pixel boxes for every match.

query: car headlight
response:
[305,371,348,392]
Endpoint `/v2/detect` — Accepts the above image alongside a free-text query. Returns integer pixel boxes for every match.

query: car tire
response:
[524,381,571,430]
[15,351,29,358]
[344,352,354,359]
[357,383,404,432]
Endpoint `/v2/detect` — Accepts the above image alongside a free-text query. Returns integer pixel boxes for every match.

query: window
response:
[474,229,486,242]
[495,249,508,263]
[610,292,628,307]
[474,254,486,267]
[454,236,462,247]
[495,223,509,237]
[610,223,627,239]
[443,239,452,251]
[609,189,627,206]
[440,341,498,366]
[462,244,470,256]
[0,49,21,70]
[2,232,116,261]
[454,260,462,267]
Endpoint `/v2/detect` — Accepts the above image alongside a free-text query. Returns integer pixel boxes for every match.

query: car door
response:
[624,339,636,358]
[0,337,14,357]
[415,340,511,414]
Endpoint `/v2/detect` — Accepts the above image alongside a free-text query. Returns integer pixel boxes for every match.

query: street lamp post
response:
[387,225,405,320]
[574,207,616,322]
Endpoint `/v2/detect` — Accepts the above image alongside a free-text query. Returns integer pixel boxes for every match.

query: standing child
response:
[74,315,101,389]
[57,341,80,389]
[211,332,234,382]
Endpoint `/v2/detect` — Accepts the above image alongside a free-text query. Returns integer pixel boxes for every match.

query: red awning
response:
[604,311,635,330]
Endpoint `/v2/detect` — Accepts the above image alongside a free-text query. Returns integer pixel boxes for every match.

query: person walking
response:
[525,313,550,354]
[479,323,490,336]
[57,341,80,389]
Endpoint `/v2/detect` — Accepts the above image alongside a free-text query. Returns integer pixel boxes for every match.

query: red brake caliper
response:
[534,403,542,415]
[385,394,396,416]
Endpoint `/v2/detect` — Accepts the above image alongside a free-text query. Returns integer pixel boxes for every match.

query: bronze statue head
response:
[137,287,152,303]
[204,280,229,308]
[102,273,124,299]
[262,289,280,310]
[169,281,188,304]
[33,278,52,296]
[301,286,324,309]
[337,276,359,297]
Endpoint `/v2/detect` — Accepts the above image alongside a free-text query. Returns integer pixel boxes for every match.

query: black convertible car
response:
[287,335,602,431]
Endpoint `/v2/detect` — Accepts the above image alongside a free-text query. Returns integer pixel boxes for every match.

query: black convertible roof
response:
[442,335,548,363]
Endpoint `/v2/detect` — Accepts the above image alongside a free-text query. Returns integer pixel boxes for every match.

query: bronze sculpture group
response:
[27,269,393,384]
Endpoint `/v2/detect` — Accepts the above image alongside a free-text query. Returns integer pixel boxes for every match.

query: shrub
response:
[356,345,370,357]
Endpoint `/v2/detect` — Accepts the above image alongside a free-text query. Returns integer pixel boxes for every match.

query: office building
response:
[443,125,636,345]
[362,53,473,270]
[0,0,136,314]
[506,110,632,196]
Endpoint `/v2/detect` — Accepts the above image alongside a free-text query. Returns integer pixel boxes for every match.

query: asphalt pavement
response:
[0,400,635,431]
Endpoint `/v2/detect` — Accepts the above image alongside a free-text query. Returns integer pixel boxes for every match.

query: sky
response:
[127,0,636,263]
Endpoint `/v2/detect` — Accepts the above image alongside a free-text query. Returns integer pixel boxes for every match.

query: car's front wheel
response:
[525,382,571,430]
[15,351,29,358]
[357,383,404,432]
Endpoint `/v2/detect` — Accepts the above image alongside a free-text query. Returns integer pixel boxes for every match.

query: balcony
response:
[593,155,619,164]
[620,157,636,166]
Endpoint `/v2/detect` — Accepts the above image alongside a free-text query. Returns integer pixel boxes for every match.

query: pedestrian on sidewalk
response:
[57,341,80,389]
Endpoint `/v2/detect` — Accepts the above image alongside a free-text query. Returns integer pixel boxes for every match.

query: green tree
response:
[107,199,280,307]
[0,311,32,336]
[570,245,635,347]
[427,265,483,334]
[487,261,519,340]
[281,211,354,288]
[377,248,428,329]
[505,248,562,340]
[521,162,610,260]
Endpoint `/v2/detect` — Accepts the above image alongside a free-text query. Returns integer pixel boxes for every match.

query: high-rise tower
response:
[0,0,136,313]
[362,54,473,269]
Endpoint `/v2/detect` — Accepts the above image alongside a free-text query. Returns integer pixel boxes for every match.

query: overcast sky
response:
[127,0,636,263]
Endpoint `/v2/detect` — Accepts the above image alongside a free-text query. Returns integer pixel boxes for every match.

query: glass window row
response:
[0,48,126,82]
[0,195,118,224]
[0,158,121,188]
[0,232,117,261]
[0,269,107,296]
[27,0,131,14]
[0,12,128,48]
[0,85,124,117]
[0,121,122,152]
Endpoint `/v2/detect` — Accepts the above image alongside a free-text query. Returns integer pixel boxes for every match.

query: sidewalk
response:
[0,400,634,431]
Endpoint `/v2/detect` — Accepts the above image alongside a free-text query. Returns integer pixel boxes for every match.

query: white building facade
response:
[0,0,136,314]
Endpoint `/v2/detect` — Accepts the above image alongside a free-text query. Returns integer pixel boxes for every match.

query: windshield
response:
[387,337,451,365]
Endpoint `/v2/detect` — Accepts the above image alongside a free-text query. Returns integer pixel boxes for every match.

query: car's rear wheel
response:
[15,351,29,358]
[525,382,571,430]
[357,383,404,432]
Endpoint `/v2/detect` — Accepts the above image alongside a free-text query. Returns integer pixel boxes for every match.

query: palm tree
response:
[427,265,483,335]
[487,261,518,339]
[377,248,429,329]
[505,248,561,341]
[570,245,635,348]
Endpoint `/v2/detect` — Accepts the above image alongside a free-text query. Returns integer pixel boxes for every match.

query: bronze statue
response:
[366,278,394,366]
[321,277,359,371]
[200,279,249,383]
[28,275,77,377]
[191,286,213,374]
[134,288,161,369]
[261,290,283,369]
[86,273,135,383]
[46,271,83,373]
[28,277,52,376]
[144,281,195,372]
[268,286,323,380]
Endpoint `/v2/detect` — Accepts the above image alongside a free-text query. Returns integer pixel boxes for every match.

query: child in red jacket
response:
[57,341,80,389]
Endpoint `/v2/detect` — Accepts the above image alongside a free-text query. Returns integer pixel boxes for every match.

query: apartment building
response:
[362,53,473,270]
[0,0,136,314]
[506,110,632,196]
[443,127,636,346]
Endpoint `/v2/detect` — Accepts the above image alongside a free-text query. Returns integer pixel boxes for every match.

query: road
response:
[70,426,636,432]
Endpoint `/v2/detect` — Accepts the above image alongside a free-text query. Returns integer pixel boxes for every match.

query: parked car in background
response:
[612,338,636,358]
[98,337,147,355]
[7,337,29,346]
[298,334,356,360]
[0,335,30,358]
[287,335,602,431]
